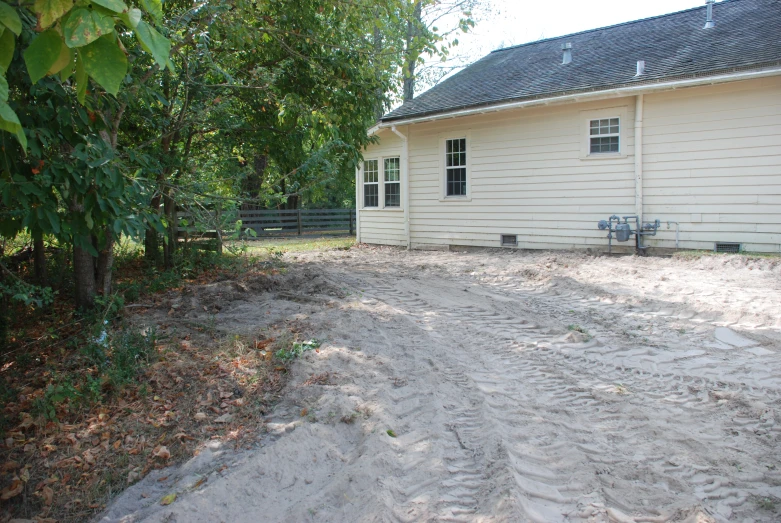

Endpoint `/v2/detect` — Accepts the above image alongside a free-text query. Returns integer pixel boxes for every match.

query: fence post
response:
[297,209,302,236]
[349,209,354,236]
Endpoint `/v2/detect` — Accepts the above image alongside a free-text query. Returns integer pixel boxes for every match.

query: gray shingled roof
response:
[382,0,781,122]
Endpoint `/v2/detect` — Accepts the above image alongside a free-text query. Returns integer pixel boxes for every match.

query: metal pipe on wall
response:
[390,126,411,249]
[635,94,644,224]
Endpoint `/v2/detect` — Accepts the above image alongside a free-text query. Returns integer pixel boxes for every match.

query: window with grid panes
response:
[589,118,620,153]
[445,138,467,196]
[384,157,401,207]
[363,160,378,207]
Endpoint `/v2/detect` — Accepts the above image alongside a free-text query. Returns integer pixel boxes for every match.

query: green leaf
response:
[62,7,115,48]
[45,208,60,233]
[0,75,7,102]
[80,34,127,95]
[119,7,141,29]
[75,53,87,103]
[140,0,162,23]
[0,29,14,72]
[0,1,21,36]
[33,0,74,30]
[23,29,63,84]
[134,20,169,68]
[48,41,74,75]
[91,0,127,14]
[0,101,26,149]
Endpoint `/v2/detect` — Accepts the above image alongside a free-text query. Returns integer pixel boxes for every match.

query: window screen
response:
[590,118,620,154]
[384,157,401,207]
[446,138,467,196]
[363,160,379,207]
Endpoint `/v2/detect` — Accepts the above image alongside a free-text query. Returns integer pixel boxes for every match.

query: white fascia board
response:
[376,66,781,128]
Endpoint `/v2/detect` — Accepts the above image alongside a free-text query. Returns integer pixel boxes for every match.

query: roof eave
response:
[379,63,781,128]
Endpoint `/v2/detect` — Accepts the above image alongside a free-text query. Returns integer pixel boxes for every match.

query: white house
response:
[356,0,781,253]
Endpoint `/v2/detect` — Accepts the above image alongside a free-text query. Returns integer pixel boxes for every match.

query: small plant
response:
[567,324,592,341]
[33,378,81,421]
[275,339,321,362]
[340,412,358,424]
[756,496,777,511]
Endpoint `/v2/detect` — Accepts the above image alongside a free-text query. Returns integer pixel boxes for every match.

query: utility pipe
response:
[635,94,644,224]
[373,66,781,130]
[390,125,411,249]
[354,165,361,243]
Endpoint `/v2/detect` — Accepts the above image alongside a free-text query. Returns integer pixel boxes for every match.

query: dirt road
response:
[103,247,781,522]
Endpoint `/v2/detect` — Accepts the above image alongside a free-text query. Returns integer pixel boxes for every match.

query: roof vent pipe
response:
[561,43,572,64]
[704,0,715,29]
[635,60,646,76]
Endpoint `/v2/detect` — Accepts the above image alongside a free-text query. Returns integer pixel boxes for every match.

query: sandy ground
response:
[101,247,781,522]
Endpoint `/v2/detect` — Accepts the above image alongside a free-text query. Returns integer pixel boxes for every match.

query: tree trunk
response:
[145,194,161,264]
[96,231,114,297]
[403,1,423,102]
[241,154,267,209]
[163,191,175,269]
[0,244,7,348]
[33,232,48,288]
[73,242,97,311]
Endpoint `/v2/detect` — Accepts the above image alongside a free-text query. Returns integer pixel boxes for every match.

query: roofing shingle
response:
[382,0,781,122]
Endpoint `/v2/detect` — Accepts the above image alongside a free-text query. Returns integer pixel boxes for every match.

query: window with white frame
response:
[384,157,401,207]
[589,117,620,154]
[445,138,467,196]
[363,159,379,207]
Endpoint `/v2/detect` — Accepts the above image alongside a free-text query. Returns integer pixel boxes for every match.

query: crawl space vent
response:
[714,242,741,253]
[501,234,517,247]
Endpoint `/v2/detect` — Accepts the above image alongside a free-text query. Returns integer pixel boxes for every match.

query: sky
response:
[464,0,708,57]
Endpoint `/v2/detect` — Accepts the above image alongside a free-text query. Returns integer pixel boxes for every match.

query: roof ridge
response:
[490,0,741,54]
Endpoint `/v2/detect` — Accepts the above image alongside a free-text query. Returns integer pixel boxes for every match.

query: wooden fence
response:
[238,208,355,237]
[177,208,355,243]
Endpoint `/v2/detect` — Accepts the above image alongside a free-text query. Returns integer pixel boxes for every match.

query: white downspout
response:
[390,125,411,249]
[354,165,361,243]
[634,94,644,223]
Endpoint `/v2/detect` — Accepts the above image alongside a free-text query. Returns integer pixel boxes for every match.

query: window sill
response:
[580,153,628,160]
[439,196,472,202]
[360,207,404,212]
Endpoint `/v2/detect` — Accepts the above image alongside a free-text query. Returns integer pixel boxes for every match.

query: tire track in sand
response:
[333,267,781,521]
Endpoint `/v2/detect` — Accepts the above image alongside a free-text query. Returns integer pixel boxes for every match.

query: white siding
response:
[642,77,781,252]
[359,76,781,253]
[359,130,406,246]
[407,99,638,250]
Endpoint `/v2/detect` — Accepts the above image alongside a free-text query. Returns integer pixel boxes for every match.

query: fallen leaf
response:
[300,409,308,417]
[192,477,207,489]
[160,493,176,506]
[214,414,233,424]
[1,479,23,500]
[194,412,207,421]
[113,439,122,450]
[153,446,171,460]
[42,485,54,505]
[1,461,19,472]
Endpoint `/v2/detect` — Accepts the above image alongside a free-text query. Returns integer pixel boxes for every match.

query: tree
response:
[1,0,171,309]
[402,0,480,101]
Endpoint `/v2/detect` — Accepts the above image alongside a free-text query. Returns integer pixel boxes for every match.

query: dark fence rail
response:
[176,208,355,243]
[238,208,355,237]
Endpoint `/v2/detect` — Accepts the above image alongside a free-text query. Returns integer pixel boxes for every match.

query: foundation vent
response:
[714,242,741,253]
[501,234,518,247]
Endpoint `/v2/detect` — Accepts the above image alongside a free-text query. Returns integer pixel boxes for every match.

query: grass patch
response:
[237,236,355,255]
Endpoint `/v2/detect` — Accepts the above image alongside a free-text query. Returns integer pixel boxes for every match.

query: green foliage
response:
[275,339,321,362]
